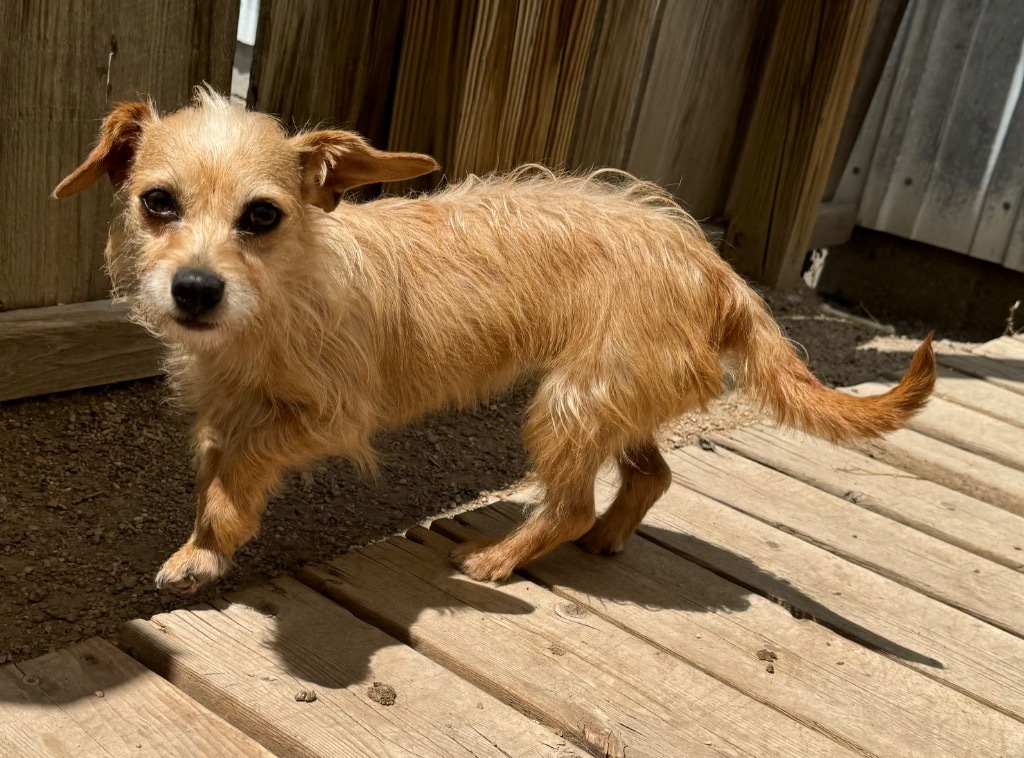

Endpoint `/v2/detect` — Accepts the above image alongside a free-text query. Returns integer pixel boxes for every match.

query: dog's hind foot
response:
[576,519,632,556]
[155,544,231,595]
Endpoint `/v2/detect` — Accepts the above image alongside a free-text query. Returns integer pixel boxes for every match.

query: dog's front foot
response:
[449,538,518,582]
[155,544,231,595]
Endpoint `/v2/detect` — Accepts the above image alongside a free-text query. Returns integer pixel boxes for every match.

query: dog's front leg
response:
[155,420,296,594]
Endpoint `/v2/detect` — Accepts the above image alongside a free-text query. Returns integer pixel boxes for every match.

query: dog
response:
[53,88,936,592]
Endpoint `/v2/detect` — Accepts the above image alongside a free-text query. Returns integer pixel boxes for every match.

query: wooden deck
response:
[4,335,1024,757]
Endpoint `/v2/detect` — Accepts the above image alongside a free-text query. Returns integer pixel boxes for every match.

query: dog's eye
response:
[140,189,178,220]
[239,201,282,234]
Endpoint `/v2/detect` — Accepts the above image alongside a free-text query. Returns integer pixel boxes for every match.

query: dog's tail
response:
[722,286,935,442]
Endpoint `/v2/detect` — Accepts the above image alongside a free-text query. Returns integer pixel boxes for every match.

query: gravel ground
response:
[0,285,978,663]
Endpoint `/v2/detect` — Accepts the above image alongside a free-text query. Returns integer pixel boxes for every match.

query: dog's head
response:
[53,88,437,350]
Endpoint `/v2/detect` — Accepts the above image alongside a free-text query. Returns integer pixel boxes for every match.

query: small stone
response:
[294,689,317,703]
[765,664,775,674]
[95,690,105,698]
[756,649,778,662]
[27,588,46,603]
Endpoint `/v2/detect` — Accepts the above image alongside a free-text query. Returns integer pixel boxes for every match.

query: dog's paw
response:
[576,522,628,556]
[155,544,230,595]
[449,538,516,582]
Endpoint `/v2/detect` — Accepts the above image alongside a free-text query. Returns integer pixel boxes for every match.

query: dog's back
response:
[335,168,933,446]
[341,168,737,429]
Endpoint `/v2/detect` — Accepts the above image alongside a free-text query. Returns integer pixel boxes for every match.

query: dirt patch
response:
[0,285,980,663]
[367,682,397,706]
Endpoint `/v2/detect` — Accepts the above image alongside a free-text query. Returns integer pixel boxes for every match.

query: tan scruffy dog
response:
[54,88,936,592]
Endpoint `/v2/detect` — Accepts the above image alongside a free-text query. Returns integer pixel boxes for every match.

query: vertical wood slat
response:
[247,0,406,148]
[0,0,239,312]
[249,0,763,220]
[624,0,768,220]
[567,1,663,171]
[387,0,482,194]
[452,0,601,176]
[724,0,881,288]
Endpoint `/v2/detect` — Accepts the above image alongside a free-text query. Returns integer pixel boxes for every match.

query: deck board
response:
[848,381,1024,471]
[121,577,581,758]
[709,424,1024,569]
[939,336,1024,394]
[0,638,270,757]
[918,365,1024,427]
[852,426,1024,516]
[635,484,1024,723]
[299,531,861,758]
[430,505,1024,758]
[665,445,1024,637]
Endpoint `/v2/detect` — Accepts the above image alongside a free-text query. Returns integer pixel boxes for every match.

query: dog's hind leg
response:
[577,439,671,555]
[451,380,605,582]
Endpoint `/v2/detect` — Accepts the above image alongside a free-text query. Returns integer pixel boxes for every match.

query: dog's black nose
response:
[171,268,224,317]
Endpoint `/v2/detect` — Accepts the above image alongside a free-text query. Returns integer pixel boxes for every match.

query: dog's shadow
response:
[249,497,941,698]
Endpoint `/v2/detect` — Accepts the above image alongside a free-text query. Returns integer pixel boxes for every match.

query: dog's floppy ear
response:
[293,130,439,211]
[53,101,156,199]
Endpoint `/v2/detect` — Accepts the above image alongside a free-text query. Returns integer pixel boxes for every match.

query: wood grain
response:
[432,504,1024,758]
[625,0,768,219]
[248,0,405,149]
[852,427,1024,517]
[567,1,662,170]
[300,530,860,758]
[847,380,1024,472]
[632,483,1024,723]
[0,300,161,402]
[710,425,1024,569]
[0,637,269,757]
[938,337,1024,395]
[0,0,238,311]
[666,444,1024,637]
[387,0,481,194]
[891,364,1024,428]
[122,577,579,757]
[725,0,881,286]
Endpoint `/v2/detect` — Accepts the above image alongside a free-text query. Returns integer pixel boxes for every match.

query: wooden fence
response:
[0,0,882,402]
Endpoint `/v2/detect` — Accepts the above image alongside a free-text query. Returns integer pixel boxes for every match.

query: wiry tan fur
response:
[54,89,936,590]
